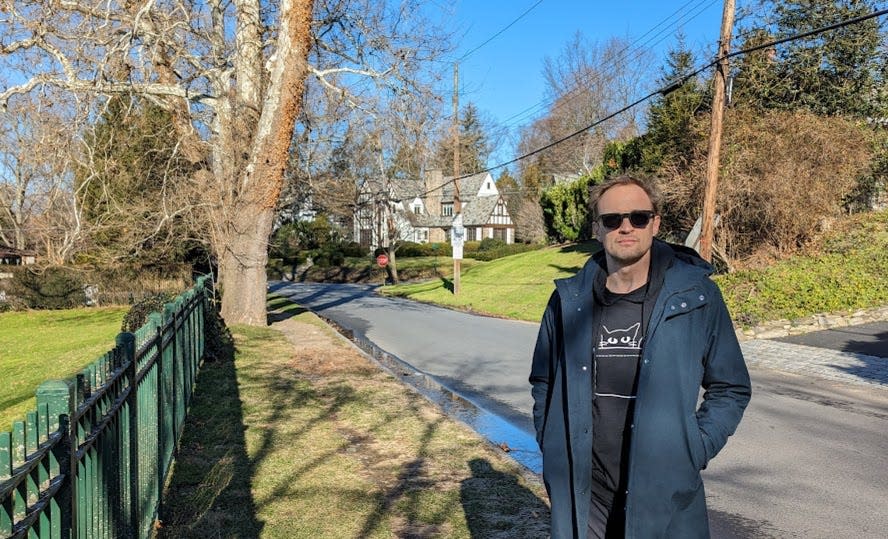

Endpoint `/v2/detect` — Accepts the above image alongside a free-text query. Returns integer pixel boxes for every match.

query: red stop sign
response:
[376,253,389,267]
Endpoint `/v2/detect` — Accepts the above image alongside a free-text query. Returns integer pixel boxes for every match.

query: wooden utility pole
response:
[452,62,461,295]
[699,0,735,263]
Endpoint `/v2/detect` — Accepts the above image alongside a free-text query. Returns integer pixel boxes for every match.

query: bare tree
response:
[0,94,83,263]
[518,34,654,177]
[1,0,448,325]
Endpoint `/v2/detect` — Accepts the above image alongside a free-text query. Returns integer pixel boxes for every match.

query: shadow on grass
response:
[441,277,454,293]
[156,328,264,538]
[557,240,601,255]
[461,458,550,538]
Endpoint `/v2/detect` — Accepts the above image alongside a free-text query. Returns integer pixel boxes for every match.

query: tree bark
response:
[219,0,313,325]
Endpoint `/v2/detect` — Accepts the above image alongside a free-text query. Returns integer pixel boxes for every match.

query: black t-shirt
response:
[590,284,646,508]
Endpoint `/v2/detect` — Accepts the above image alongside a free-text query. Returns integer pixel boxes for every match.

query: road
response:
[271,282,888,538]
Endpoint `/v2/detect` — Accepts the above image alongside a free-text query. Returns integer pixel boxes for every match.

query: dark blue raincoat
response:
[530,240,751,538]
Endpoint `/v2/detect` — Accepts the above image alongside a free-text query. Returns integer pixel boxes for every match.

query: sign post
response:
[451,214,465,295]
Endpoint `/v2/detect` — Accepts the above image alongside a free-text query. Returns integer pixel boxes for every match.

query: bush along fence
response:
[0,275,211,539]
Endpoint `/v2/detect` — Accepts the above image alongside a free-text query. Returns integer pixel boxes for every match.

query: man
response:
[530,175,751,538]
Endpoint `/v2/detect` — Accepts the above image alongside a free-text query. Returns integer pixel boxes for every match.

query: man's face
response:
[594,184,660,267]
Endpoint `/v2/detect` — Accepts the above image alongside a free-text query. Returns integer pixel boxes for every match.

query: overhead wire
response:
[457,0,545,62]
[500,0,722,130]
[408,6,888,201]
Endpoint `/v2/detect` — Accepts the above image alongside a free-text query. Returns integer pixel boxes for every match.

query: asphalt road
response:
[776,321,888,358]
[271,282,888,538]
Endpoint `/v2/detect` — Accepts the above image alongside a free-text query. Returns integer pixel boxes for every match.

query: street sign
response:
[376,253,389,267]
[451,213,465,260]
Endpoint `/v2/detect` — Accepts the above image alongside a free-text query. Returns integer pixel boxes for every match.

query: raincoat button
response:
[630,423,634,429]
[699,295,705,301]
[670,305,676,310]
[577,307,581,311]
[681,302,687,308]
[643,359,649,364]
[582,365,587,371]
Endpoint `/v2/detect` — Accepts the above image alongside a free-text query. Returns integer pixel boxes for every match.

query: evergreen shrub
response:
[11,266,87,309]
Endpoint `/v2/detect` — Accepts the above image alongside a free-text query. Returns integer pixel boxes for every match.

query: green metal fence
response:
[0,275,211,538]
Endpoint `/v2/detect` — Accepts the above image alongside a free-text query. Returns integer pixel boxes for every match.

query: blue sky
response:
[436,0,729,165]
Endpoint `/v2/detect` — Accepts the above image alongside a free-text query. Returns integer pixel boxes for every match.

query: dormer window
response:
[442,203,453,217]
[486,182,491,190]
[413,204,422,214]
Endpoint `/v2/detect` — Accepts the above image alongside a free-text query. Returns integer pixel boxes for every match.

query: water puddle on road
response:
[332,322,542,474]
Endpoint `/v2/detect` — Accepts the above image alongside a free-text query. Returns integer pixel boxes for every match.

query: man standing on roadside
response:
[530,175,751,538]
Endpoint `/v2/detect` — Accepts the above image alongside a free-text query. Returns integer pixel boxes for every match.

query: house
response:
[0,245,36,265]
[354,169,516,252]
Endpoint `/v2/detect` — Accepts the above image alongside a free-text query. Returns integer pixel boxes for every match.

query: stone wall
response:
[735,304,888,341]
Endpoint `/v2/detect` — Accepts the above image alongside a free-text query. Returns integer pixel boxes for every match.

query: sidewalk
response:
[741,339,888,388]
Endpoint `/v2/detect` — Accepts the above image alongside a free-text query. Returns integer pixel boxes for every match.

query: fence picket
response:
[1,276,210,539]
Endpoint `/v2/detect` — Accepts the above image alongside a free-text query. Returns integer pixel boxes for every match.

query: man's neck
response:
[604,253,651,294]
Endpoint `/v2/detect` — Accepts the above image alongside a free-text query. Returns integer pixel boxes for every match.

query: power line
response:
[500,0,722,130]
[458,0,545,62]
[417,6,888,199]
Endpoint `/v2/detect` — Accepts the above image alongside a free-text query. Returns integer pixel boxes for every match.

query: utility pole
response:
[452,62,462,295]
[700,0,735,263]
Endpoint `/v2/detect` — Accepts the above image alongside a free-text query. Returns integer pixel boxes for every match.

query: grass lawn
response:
[383,209,888,326]
[158,301,549,538]
[382,242,600,322]
[0,307,129,432]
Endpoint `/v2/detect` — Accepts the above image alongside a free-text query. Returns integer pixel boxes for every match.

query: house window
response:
[359,229,372,249]
[486,182,491,190]
[493,228,506,241]
[442,203,453,217]
[413,204,421,214]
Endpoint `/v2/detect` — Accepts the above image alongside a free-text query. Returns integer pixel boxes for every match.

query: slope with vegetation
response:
[384,208,888,327]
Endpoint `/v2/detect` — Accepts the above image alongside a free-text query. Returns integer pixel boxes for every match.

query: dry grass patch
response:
[159,302,549,538]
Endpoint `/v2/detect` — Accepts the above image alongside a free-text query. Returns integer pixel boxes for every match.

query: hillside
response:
[383,209,888,326]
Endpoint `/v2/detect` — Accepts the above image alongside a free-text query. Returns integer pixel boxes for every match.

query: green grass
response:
[0,307,129,432]
[383,242,600,321]
[714,209,888,326]
[383,209,888,326]
[159,302,550,537]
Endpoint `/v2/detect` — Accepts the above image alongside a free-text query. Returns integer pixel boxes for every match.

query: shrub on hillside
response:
[466,242,543,261]
[121,292,176,332]
[395,242,452,257]
[659,108,873,260]
[10,266,87,309]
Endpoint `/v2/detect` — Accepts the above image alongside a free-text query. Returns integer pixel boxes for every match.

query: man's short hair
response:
[588,174,662,218]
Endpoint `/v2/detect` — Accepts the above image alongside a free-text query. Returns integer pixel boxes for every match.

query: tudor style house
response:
[354,169,515,252]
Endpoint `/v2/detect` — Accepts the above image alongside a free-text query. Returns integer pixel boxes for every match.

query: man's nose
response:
[618,216,634,232]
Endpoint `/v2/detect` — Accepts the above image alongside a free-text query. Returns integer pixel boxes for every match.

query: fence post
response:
[116,332,138,539]
[36,379,75,539]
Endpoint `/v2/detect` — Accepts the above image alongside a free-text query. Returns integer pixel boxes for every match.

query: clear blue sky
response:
[436,0,729,166]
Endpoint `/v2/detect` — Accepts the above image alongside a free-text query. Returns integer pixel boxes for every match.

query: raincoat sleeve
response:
[696,282,752,464]
[529,290,561,448]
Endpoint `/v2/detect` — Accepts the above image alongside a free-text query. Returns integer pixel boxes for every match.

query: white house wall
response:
[475,173,498,197]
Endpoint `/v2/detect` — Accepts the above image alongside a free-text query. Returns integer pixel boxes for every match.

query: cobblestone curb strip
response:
[735,304,888,341]
[741,340,888,389]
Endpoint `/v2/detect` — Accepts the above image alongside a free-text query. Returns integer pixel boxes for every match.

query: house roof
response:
[440,172,490,200]
[0,245,37,257]
[461,195,501,226]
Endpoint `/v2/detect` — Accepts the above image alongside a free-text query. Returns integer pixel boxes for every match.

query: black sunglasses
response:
[597,210,656,230]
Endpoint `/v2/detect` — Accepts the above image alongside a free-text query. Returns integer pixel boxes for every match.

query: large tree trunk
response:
[219,0,313,325]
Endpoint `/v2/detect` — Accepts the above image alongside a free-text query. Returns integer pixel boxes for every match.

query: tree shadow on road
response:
[838,329,888,385]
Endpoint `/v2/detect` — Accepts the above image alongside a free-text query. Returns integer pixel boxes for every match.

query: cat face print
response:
[599,323,642,349]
